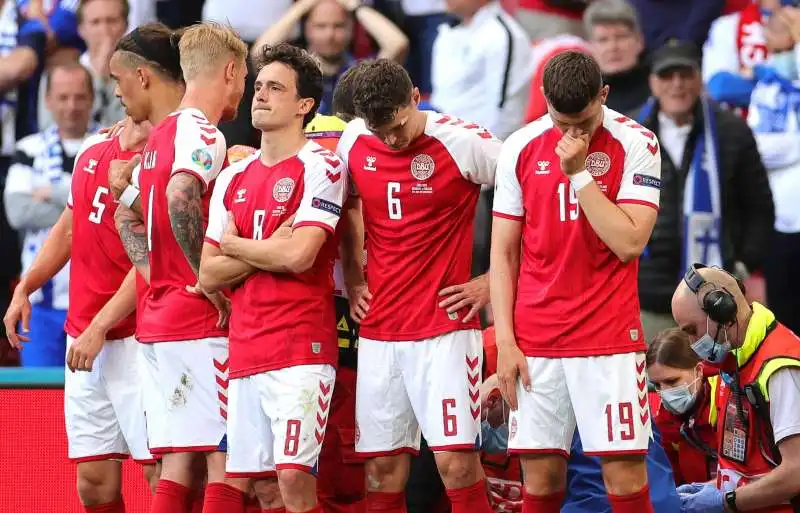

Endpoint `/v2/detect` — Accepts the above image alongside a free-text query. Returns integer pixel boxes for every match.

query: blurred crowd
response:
[0,0,797,377]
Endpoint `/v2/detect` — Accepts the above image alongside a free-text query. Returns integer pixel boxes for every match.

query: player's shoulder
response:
[425,111,499,144]
[215,151,259,192]
[174,108,226,142]
[602,107,657,149]
[299,140,344,172]
[338,117,370,155]
[504,115,555,152]
[78,132,115,156]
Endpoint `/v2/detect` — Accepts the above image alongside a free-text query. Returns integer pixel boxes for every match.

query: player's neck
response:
[259,127,307,167]
[148,84,185,126]
[179,82,226,126]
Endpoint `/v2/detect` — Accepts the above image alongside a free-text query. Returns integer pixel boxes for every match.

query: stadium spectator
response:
[338,58,500,513]
[746,6,800,334]
[626,0,725,52]
[491,50,661,513]
[401,0,448,96]
[431,0,534,140]
[253,0,408,116]
[127,0,156,29]
[634,40,774,342]
[513,0,587,41]
[702,0,782,113]
[0,0,51,349]
[4,62,95,367]
[583,0,650,116]
[646,328,719,486]
[672,265,800,513]
[39,0,129,130]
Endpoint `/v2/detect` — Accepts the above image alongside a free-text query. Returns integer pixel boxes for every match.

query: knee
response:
[277,469,315,495]
[253,478,282,509]
[435,452,481,489]
[600,457,648,496]
[365,456,409,492]
[77,465,120,505]
[521,456,567,495]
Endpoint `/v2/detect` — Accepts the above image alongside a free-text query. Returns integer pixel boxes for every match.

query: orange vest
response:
[716,321,800,512]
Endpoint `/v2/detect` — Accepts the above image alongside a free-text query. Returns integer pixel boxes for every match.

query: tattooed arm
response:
[114,203,150,283]
[166,173,204,276]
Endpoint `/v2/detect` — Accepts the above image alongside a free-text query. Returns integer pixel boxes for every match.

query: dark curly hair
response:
[351,59,413,128]
[115,22,183,83]
[253,43,324,127]
[543,51,603,115]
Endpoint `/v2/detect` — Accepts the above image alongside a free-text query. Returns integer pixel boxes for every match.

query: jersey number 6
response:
[387,181,402,220]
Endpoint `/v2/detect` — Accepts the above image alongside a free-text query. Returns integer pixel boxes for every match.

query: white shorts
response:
[138,337,229,454]
[65,336,154,463]
[356,330,483,455]
[226,364,336,477]
[508,352,652,456]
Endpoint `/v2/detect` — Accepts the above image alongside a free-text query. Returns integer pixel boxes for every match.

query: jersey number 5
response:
[88,186,109,224]
[387,181,402,220]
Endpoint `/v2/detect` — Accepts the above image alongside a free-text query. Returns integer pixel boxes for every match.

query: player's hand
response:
[496,341,531,411]
[677,483,707,496]
[109,155,141,200]
[3,284,32,349]
[186,282,231,328]
[438,274,489,323]
[269,214,296,240]
[66,323,106,372]
[555,131,590,176]
[100,117,128,138]
[348,282,372,323]
[337,0,361,11]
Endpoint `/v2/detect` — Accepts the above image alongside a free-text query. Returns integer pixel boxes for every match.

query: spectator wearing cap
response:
[431,0,533,140]
[3,63,96,366]
[253,0,408,118]
[39,0,129,130]
[633,40,774,342]
[702,0,785,113]
[583,0,650,116]
[747,5,800,333]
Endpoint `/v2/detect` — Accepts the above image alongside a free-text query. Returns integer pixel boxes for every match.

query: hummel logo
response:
[364,155,377,172]
[84,159,98,174]
[536,160,550,175]
[234,188,247,203]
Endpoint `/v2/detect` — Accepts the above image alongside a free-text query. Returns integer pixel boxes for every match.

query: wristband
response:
[569,169,593,191]
[119,184,140,208]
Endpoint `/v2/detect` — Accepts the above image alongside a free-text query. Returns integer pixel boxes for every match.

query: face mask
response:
[691,317,732,364]
[660,377,700,415]
[770,51,798,81]
[481,420,509,454]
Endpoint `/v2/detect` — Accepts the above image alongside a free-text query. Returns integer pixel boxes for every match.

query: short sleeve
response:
[768,367,800,444]
[171,112,228,193]
[616,136,662,209]
[491,133,525,220]
[294,153,347,234]
[204,175,230,247]
[437,119,503,186]
[131,163,141,189]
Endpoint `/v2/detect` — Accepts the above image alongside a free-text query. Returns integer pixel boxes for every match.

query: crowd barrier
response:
[0,367,152,513]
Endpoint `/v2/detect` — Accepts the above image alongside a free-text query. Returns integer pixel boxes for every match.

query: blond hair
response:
[178,22,248,80]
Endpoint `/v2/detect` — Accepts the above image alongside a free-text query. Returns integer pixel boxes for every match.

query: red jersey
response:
[337,113,501,341]
[66,133,137,340]
[136,108,229,343]
[205,142,346,378]
[492,107,661,357]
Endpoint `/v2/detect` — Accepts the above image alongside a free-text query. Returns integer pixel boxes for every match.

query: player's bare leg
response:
[76,460,124,512]
[519,455,568,513]
[600,456,652,513]
[253,478,284,510]
[207,476,284,513]
[143,462,159,494]
[364,454,411,511]
[276,469,319,512]
[434,451,495,513]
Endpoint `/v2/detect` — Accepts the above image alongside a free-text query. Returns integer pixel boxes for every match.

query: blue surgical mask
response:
[660,377,700,415]
[691,317,732,364]
[481,420,509,454]
[770,51,798,81]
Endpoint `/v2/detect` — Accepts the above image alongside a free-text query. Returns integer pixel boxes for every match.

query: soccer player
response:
[0,23,186,513]
[198,43,345,513]
[110,22,248,513]
[336,59,501,513]
[490,51,662,513]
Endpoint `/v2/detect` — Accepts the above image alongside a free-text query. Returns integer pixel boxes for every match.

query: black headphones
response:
[683,263,739,326]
